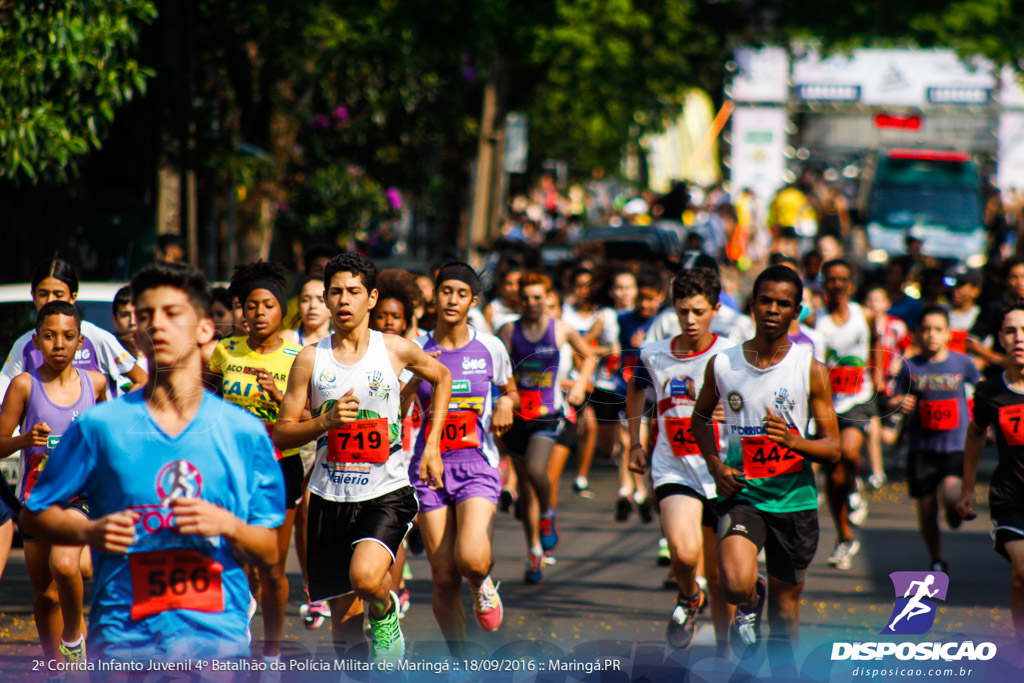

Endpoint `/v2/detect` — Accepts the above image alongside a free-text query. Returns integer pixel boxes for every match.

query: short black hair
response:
[210,286,232,310]
[156,234,184,252]
[375,269,419,328]
[324,251,378,293]
[304,245,339,272]
[917,304,950,327]
[635,267,662,293]
[752,264,804,306]
[571,265,594,285]
[130,261,212,315]
[672,268,720,306]
[1005,256,1024,278]
[36,300,81,332]
[1002,303,1024,329]
[229,260,289,304]
[769,253,799,269]
[112,286,133,316]
[31,258,79,295]
[821,258,854,278]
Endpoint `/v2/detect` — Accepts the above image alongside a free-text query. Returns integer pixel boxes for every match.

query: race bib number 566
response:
[130,550,224,620]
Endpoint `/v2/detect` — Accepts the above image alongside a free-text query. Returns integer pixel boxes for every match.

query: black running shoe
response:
[731,574,766,649]
[615,496,631,522]
[667,589,705,649]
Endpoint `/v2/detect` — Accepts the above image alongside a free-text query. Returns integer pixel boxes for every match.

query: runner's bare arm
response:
[692,357,744,497]
[0,375,46,458]
[88,370,107,403]
[20,505,138,553]
[865,309,886,389]
[559,321,597,406]
[124,363,147,392]
[965,337,1006,368]
[956,420,986,521]
[625,376,648,475]
[387,334,451,489]
[492,377,519,436]
[273,346,335,450]
[170,497,280,567]
[768,358,840,464]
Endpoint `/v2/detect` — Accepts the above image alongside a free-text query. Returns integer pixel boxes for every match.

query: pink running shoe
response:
[473,576,503,632]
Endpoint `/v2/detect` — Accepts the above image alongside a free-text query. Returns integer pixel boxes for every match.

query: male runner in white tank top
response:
[275,252,451,665]
[692,265,840,652]
[627,267,734,651]
[815,259,883,570]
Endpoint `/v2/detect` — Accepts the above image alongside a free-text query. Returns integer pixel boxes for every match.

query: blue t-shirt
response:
[893,352,980,453]
[617,310,658,393]
[26,391,285,662]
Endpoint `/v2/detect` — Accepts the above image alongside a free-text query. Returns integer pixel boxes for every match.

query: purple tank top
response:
[509,318,561,419]
[19,368,96,501]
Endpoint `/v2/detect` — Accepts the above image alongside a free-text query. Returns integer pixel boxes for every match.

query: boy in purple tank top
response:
[496,272,595,584]
[0,301,106,663]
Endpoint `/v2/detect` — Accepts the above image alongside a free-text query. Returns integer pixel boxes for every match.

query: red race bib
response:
[517,390,544,420]
[428,410,480,452]
[999,404,1024,446]
[949,329,968,354]
[829,366,865,395]
[130,550,224,620]
[740,432,803,479]
[401,415,413,452]
[663,417,719,457]
[326,418,390,463]
[918,398,959,431]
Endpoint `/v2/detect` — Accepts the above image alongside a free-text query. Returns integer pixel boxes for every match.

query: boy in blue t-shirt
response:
[890,305,979,573]
[19,262,285,663]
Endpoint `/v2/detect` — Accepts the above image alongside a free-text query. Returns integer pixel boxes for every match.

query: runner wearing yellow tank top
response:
[206,260,300,667]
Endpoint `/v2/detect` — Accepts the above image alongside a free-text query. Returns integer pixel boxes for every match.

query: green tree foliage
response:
[0,0,156,183]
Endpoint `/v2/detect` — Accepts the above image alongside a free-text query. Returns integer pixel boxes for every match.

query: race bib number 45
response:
[130,550,224,620]
[517,390,544,420]
[664,417,718,457]
[740,432,803,479]
[327,418,389,463]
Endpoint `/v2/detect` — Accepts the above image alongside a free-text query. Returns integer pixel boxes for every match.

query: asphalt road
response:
[0,448,1019,682]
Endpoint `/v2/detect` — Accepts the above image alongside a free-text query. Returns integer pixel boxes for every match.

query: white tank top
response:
[815,301,874,413]
[307,331,406,503]
[714,342,817,512]
[642,335,734,498]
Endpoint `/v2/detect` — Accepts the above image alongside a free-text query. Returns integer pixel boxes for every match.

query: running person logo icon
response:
[881,571,949,635]
[156,459,203,507]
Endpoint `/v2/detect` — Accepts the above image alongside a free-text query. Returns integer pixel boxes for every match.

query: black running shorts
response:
[989,495,1024,563]
[502,415,566,458]
[716,499,819,585]
[280,455,305,510]
[655,483,718,529]
[906,450,964,499]
[837,401,877,431]
[306,486,418,602]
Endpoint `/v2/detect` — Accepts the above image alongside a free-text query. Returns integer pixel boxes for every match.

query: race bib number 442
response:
[740,431,803,479]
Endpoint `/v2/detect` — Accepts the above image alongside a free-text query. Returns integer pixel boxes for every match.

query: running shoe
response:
[827,539,861,570]
[662,569,677,589]
[473,576,503,632]
[657,537,671,566]
[866,473,887,491]
[930,559,948,574]
[524,552,543,584]
[667,589,705,649]
[848,483,868,527]
[397,587,411,620]
[540,513,559,551]
[946,505,963,530]
[300,598,331,630]
[59,638,86,663]
[614,496,632,521]
[499,488,516,513]
[696,576,709,615]
[245,592,257,644]
[543,550,557,566]
[573,477,594,499]
[402,560,414,581]
[368,592,405,665]
[636,494,654,523]
[731,575,766,648]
